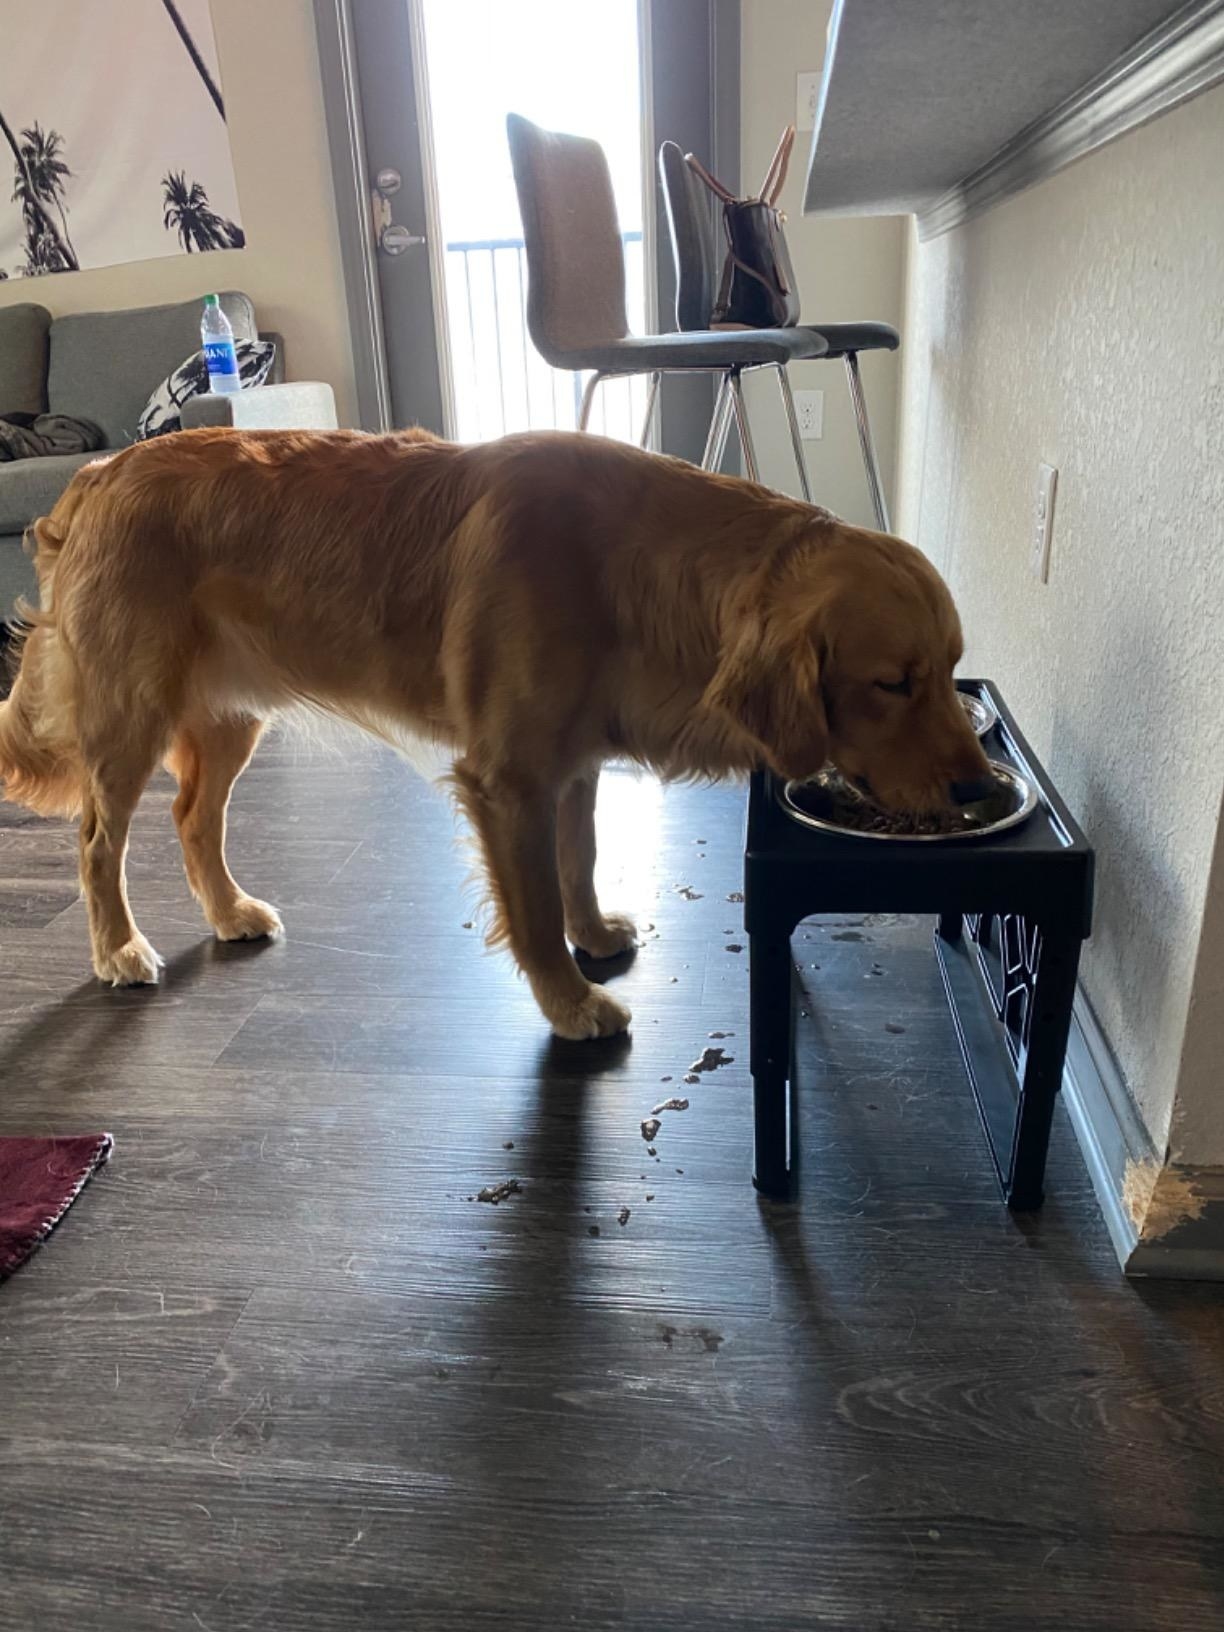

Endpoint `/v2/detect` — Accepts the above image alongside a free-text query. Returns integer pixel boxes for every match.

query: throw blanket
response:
[0,1133,113,1280]
[0,411,104,462]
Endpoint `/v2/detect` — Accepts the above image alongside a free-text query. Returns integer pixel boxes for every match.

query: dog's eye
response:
[874,677,911,697]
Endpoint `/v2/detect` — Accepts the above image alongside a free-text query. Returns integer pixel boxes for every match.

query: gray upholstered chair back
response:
[506,113,629,367]
[658,141,722,333]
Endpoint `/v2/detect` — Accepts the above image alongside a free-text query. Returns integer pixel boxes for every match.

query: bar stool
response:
[658,140,900,528]
[506,114,826,475]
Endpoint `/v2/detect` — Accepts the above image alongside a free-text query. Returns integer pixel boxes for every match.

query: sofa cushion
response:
[47,291,256,449]
[0,451,103,535]
[0,304,52,417]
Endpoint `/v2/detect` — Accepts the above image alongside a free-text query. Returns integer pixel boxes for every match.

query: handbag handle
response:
[759,124,795,205]
[684,150,735,205]
[686,126,795,207]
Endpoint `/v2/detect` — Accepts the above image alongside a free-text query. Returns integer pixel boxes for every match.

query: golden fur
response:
[0,427,987,1038]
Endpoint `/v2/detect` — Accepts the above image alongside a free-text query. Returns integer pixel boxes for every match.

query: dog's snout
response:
[950,775,996,806]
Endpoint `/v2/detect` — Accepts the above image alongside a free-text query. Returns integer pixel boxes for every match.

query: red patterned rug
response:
[0,1134,113,1281]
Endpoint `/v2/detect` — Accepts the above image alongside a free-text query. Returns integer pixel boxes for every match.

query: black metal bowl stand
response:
[743,680,1094,1209]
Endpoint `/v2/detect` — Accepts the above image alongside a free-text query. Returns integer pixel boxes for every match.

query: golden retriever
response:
[0,427,989,1038]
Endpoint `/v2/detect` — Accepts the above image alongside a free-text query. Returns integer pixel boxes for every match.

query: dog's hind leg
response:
[453,758,630,1040]
[557,770,637,959]
[78,729,164,987]
[167,715,282,943]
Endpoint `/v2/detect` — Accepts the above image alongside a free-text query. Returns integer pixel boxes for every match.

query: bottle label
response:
[203,339,239,376]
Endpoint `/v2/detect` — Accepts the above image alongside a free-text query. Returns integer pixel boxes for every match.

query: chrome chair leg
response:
[843,352,890,531]
[729,371,761,484]
[776,365,813,503]
[578,371,606,433]
[701,375,733,471]
[639,371,661,448]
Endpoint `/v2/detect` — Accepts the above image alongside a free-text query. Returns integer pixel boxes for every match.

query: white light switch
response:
[795,389,824,439]
[1032,463,1058,583]
[796,70,823,132]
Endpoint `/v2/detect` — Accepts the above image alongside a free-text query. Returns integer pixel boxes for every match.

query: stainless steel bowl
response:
[781,759,1037,843]
[959,691,998,737]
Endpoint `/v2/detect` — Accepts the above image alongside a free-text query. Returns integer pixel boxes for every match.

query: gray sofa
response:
[0,291,337,615]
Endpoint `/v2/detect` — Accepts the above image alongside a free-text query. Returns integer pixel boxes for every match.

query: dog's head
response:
[701,526,991,812]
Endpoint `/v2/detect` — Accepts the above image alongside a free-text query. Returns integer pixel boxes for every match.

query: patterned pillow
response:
[136,339,277,440]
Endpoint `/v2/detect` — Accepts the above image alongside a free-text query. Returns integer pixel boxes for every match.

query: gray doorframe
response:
[313,0,392,432]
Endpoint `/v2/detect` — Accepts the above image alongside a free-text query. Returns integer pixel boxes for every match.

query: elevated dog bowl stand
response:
[744,680,1094,1209]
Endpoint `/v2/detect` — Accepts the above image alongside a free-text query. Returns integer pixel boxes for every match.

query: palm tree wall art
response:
[0,0,242,278]
[161,170,244,254]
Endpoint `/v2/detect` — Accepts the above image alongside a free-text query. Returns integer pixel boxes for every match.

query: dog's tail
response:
[0,492,88,817]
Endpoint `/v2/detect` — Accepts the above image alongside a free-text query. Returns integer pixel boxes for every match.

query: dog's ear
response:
[701,609,829,779]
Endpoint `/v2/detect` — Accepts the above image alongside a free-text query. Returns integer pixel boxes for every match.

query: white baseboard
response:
[1062,988,1224,1279]
[1061,991,1149,1269]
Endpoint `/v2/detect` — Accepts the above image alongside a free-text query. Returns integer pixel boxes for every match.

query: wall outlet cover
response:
[1033,463,1058,583]
[795,388,824,440]
[796,70,823,132]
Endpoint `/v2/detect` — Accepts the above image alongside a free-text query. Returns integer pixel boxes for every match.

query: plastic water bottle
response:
[201,294,240,394]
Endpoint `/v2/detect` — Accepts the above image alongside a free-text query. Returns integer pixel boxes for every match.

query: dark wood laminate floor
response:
[3,738,1224,1632]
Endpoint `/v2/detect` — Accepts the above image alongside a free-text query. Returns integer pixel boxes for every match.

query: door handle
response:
[380,223,426,256]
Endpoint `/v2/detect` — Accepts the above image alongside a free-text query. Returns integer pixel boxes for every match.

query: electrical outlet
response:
[795,389,824,440]
[796,70,823,132]
[1032,463,1058,582]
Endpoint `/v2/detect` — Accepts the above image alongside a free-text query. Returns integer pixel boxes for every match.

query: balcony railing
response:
[443,230,649,444]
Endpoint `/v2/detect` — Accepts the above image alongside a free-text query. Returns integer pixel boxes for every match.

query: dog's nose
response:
[950,775,996,806]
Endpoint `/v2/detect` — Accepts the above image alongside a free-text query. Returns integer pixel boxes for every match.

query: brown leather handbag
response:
[685,125,800,329]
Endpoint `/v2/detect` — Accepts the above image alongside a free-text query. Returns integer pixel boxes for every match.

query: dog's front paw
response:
[95,934,163,987]
[546,983,632,1041]
[570,913,638,960]
[213,897,284,943]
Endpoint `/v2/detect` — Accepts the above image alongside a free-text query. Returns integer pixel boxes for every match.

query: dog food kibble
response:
[660,1075,672,1082]
[708,1031,734,1039]
[476,1178,521,1205]
[689,1046,734,1073]
[645,1193,655,1202]
[651,1097,690,1115]
[725,943,743,954]
[885,1022,907,1034]
[640,1118,662,1142]
[588,1224,600,1237]
[788,774,1005,836]
[502,1140,515,1150]
[617,1207,631,1227]
[726,891,744,903]
[675,885,703,900]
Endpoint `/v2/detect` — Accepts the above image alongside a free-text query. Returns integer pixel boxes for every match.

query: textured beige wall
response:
[897,86,1224,1159]
[0,0,357,426]
[740,0,904,524]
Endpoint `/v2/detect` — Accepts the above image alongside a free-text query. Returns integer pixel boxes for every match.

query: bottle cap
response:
[203,293,218,307]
